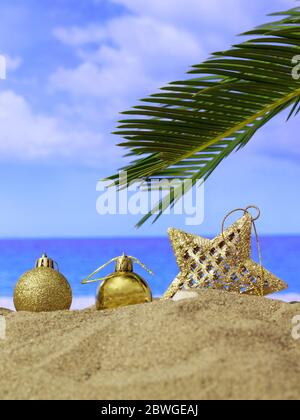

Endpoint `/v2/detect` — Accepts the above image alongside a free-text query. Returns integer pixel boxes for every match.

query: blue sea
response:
[0,237,299,309]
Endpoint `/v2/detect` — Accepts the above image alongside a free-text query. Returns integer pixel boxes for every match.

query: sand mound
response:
[0,290,299,400]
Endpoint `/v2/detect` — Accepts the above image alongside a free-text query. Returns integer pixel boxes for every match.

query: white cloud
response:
[53,25,105,47]
[51,0,294,104]
[0,90,107,164]
[5,55,22,71]
[50,54,154,99]
[111,0,294,24]
[51,15,203,100]
[111,0,252,29]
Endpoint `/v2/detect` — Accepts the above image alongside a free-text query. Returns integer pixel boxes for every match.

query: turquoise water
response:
[0,237,299,300]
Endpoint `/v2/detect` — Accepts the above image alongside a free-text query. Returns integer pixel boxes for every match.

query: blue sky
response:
[0,0,299,237]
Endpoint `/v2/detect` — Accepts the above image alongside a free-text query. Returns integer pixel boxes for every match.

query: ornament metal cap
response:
[115,254,133,272]
[35,253,57,270]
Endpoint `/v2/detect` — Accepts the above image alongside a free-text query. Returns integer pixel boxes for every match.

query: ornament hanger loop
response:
[245,205,261,222]
[221,205,261,233]
[81,255,154,285]
[222,208,248,234]
[129,256,154,276]
[81,257,119,284]
[221,205,264,297]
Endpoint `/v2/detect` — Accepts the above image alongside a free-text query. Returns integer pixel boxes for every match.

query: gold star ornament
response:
[163,207,288,299]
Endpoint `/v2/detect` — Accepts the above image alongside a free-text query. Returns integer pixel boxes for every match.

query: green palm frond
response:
[107,7,300,227]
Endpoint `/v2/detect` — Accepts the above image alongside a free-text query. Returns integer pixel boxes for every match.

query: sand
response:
[0,289,299,400]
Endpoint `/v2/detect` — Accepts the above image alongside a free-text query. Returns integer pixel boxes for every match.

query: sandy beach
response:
[0,289,299,400]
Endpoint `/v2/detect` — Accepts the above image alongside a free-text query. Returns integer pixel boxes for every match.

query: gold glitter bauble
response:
[163,207,288,299]
[82,254,153,310]
[14,254,72,312]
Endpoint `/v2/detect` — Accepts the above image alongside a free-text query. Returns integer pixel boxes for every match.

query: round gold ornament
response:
[82,254,153,310]
[14,254,72,312]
